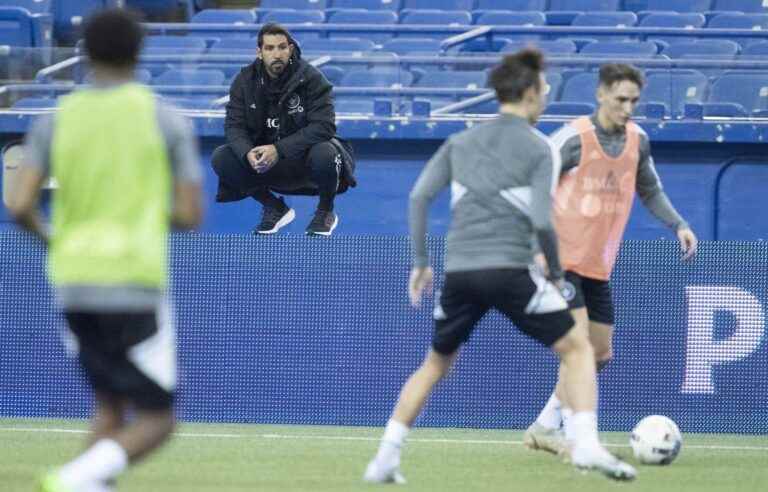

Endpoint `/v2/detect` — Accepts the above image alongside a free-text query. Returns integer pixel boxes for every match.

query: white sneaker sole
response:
[256,208,295,234]
[306,214,339,236]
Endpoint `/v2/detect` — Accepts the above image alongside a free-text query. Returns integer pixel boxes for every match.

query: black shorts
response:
[65,309,176,410]
[561,271,614,325]
[432,267,574,355]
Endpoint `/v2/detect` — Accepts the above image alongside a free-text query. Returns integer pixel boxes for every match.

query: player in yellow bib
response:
[8,9,202,492]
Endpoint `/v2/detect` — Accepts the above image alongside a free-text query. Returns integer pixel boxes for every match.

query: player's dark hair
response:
[488,48,545,104]
[83,8,144,69]
[599,63,645,89]
[258,23,293,48]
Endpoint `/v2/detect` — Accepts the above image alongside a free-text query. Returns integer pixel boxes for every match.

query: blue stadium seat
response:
[12,97,56,109]
[209,37,258,54]
[327,10,398,42]
[330,0,400,10]
[52,0,108,43]
[500,39,578,54]
[572,12,638,26]
[712,0,768,13]
[0,1,51,14]
[400,10,472,26]
[0,6,50,47]
[381,37,442,54]
[340,68,414,87]
[143,36,208,54]
[261,0,328,8]
[707,73,768,116]
[742,40,768,57]
[191,9,256,38]
[153,68,226,86]
[415,71,486,88]
[402,0,474,9]
[301,37,376,52]
[644,71,708,118]
[641,0,712,12]
[708,13,768,30]
[125,0,176,16]
[475,11,546,26]
[476,0,546,10]
[662,40,740,59]
[640,13,706,28]
[458,72,563,114]
[161,96,217,110]
[580,41,658,57]
[262,9,325,24]
[548,0,621,11]
[546,72,598,115]
[320,65,345,85]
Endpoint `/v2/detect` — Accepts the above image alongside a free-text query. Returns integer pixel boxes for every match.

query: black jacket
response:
[225,43,338,162]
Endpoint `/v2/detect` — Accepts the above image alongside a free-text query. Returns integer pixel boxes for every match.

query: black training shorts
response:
[65,308,176,410]
[432,267,574,355]
[561,271,614,325]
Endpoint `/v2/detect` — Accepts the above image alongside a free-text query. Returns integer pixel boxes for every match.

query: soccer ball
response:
[630,415,682,465]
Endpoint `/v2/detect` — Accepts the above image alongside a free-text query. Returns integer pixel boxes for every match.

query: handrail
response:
[440,26,493,53]
[142,22,768,40]
[34,55,85,83]
[432,91,496,115]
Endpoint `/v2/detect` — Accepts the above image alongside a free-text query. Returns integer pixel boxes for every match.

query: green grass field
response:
[1,419,766,492]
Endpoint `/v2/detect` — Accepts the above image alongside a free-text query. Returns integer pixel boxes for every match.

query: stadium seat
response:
[125,0,176,16]
[262,9,325,25]
[0,1,51,14]
[640,13,706,28]
[708,13,768,30]
[261,0,328,8]
[708,73,768,116]
[415,71,487,88]
[161,96,217,110]
[0,6,50,47]
[12,97,57,109]
[500,39,578,54]
[400,10,472,26]
[320,65,345,85]
[381,37,442,54]
[301,37,376,52]
[191,9,256,38]
[51,0,108,43]
[712,0,768,13]
[340,68,414,87]
[475,0,546,10]
[548,0,621,11]
[742,40,768,57]
[475,11,546,26]
[142,36,208,54]
[572,12,638,27]
[644,71,708,118]
[327,10,398,42]
[402,0,474,9]
[330,0,400,11]
[662,40,740,59]
[558,72,598,103]
[580,41,658,57]
[153,68,226,86]
[641,0,712,12]
[209,38,258,55]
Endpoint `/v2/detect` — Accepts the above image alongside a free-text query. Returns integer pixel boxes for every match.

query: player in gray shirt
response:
[364,49,636,485]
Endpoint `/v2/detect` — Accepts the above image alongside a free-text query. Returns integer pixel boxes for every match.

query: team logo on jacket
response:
[287,93,302,110]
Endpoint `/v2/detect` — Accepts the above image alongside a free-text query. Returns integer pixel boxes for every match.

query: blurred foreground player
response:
[523,63,698,458]
[363,49,636,485]
[8,9,202,492]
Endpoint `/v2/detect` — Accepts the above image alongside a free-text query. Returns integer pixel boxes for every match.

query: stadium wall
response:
[0,233,766,434]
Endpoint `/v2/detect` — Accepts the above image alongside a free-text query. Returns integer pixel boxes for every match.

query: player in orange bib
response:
[523,63,698,457]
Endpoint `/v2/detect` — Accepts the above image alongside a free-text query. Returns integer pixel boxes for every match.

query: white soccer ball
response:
[630,415,682,465]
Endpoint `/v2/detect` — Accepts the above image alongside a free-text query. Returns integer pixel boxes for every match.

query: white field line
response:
[0,426,766,451]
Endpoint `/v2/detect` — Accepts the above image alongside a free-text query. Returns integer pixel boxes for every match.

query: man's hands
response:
[677,227,698,260]
[408,266,434,308]
[247,144,279,173]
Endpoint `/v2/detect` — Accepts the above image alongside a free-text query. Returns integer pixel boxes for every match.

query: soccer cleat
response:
[305,210,338,236]
[363,459,407,485]
[572,446,637,482]
[523,422,568,456]
[254,199,295,234]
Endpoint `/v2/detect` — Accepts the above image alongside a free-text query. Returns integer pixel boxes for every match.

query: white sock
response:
[375,420,410,463]
[58,439,128,489]
[534,392,562,430]
[562,407,574,441]
[569,411,601,451]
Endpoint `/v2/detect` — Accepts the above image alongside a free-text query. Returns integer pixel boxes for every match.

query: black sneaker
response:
[305,210,338,236]
[254,200,295,234]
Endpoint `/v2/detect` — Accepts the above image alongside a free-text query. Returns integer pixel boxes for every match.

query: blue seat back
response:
[327,9,398,42]
[743,40,768,56]
[0,1,51,14]
[708,13,768,30]
[640,13,706,28]
[261,0,328,8]
[143,36,208,54]
[710,73,768,113]
[209,37,258,54]
[153,68,226,86]
[262,10,325,24]
[644,71,708,117]
[560,72,599,102]
[191,9,256,23]
[662,40,740,58]
[501,39,578,54]
[12,97,56,109]
[381,37,441,54]
[580,41,657,57]
[712,0,768,13]
[340,68,414,87]
[0,7,35,46]
[476,0,546,9]
[400,10,472,25]
[331,0,400,10]
[643,0,711,12]
[475,11,546,26]
[548,0,620,11]
[402,0,474,9]
[572,12,637,26]
[415,71,486,88]
[301,37,376,52]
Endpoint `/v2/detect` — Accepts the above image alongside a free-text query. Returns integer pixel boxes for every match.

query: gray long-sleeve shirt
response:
[550,115,688,231]
[410,114,563,277]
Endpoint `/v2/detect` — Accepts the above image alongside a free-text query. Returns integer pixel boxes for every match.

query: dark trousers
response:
[212,141,341,211]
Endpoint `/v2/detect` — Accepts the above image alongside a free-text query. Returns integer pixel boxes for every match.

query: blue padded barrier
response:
[0,233,765,433]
